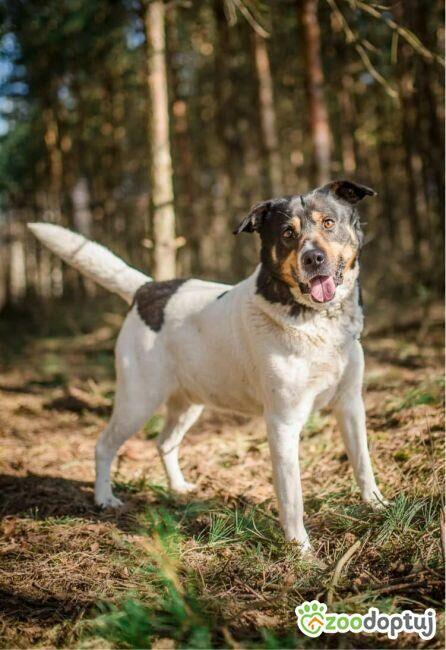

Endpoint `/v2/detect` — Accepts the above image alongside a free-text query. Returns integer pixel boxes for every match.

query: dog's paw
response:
[171,481,198,495]
[285,533,313,554]
[96,494,124,509]
[363,491,389,510]
[285,539,326,566]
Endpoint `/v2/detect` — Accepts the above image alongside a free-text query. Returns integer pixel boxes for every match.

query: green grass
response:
[303,411,329,436]
[374,494,441,544]
[386,377,445,413]
[84,455,444,648]
[87,509,212,649]
[144,414,166,440]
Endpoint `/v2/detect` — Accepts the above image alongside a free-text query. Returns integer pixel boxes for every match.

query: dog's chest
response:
[259,303,362,409]
[269,335,351,408]
[307,343,349,408]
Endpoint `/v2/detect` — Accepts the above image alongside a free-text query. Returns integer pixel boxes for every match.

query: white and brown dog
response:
[29,179,386,552]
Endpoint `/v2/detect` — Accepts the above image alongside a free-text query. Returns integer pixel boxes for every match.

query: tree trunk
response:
[337,75,357,176]
[298,0,331,185]
[391,0,422,266]
[42,105,63,223]
[9,220,27,303]
[411,0,444,269]
[209,1,233,278]
[252,32,283,196]
[375,95,396,245]
[144,0,176,280]
[167,6,199,276]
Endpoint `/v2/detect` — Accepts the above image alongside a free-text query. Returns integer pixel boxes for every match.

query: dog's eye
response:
[282,227,294,240]
[323,218,335,229]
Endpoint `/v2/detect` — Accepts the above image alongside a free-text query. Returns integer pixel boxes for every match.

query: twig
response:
[327,537,362,605]
[323,507,367,525]
[346,0,445,67]
[325,0,398,99]
[234,576,268,601]
[236,494,280,525]
[370,580,434,596]
[225,0,269,37]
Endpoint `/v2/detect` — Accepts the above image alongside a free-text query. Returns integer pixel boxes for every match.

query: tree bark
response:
[252,32,283,196]
[42,104,63,223]
[166,6,199,276]
[209,1,233,278]
[391,0,422,266]
[298,0,331,185]
[9,221,27,303]
[144,0,176,280]
[336,66,357,175]
[375,95,396,245]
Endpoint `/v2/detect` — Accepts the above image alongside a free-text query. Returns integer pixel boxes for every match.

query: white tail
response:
[27,223,150,304]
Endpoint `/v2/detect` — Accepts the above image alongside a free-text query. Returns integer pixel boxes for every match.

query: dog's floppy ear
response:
[233,200,272,235]
[321,180,377,204]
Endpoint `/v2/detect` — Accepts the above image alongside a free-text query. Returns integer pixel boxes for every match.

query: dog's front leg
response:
[333,340,386,507]
[265,405,313,551]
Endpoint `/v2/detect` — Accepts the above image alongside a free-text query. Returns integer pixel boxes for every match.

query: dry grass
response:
[0,298,444,648]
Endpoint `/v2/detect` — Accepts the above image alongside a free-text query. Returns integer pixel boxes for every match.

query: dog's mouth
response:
[308,275,336,303]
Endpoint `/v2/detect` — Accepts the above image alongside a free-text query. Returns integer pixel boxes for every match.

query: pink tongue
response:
[309,276,336,303]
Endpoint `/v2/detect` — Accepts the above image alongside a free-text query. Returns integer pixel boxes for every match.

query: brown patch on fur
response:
[343,244,358,271]
[290,216,301,233]
[311,210,325,223]
[271,245,278,264]
[320,239,357,272]
[309,235,333,260]
[320,240,343,258]
[278,249,299,287]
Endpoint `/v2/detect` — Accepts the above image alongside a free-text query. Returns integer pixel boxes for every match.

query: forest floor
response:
[0,297,444,649]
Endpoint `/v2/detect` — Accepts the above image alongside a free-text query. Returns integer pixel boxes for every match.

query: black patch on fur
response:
[134,279,186,331]
[256,265,307,317]
[357,278,363,308]
[217,291,228,300]
[321,180,376,204]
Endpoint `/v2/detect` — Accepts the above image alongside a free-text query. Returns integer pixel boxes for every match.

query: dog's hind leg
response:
[95,405,158,509]
[156,396,203,494]
[95,368,165,509]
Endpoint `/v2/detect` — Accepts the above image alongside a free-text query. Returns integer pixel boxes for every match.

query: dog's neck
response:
[255,264,307,318]
[252,263,363,336]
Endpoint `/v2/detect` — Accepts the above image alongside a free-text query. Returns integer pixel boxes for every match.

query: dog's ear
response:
[321,180,377,204]
[233,200,272,235]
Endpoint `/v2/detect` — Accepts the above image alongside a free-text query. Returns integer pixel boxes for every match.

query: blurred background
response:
[0,0,444,319]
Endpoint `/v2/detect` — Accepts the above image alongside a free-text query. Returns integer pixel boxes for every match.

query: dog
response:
[28,179,386,552]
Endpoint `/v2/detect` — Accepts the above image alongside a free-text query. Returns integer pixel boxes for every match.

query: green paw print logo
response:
[295,600,327,637]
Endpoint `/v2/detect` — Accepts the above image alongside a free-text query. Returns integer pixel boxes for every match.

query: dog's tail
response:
[27,223,150,304]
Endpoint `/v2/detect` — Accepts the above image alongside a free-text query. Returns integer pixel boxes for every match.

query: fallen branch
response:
[327,538,362,605]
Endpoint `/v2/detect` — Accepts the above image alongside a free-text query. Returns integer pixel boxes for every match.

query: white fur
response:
[29,224,385,552]
[27,223,148,303]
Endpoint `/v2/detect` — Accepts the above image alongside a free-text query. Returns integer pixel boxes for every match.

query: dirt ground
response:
[0,298,444,649]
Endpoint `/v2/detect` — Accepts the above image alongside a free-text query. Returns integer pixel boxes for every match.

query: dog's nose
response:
[302,248,325,269]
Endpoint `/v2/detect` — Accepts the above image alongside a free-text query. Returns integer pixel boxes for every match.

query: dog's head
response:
[234,180,376,309]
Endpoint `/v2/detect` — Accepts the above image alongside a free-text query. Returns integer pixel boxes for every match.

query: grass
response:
[88,511,213,649]
[143,414,166,440]
[0,299,444,648]
[386,378,445,413]
[83,495,444,648]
